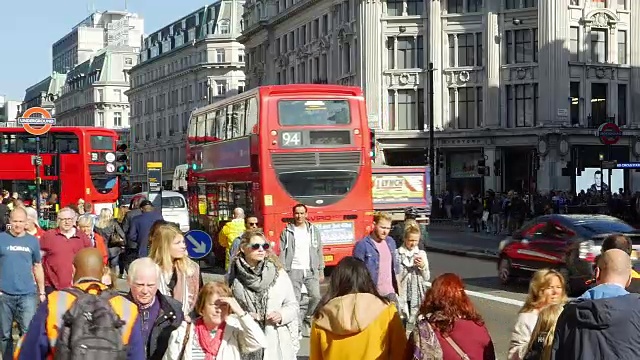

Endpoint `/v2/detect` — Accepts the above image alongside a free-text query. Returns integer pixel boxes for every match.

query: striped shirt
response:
[190,330,210,360]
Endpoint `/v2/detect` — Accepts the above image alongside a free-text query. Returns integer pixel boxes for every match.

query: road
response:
[113,231,525,360]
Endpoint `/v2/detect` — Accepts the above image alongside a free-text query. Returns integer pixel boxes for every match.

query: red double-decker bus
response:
[0,127,119,214]
[186,84,374,266]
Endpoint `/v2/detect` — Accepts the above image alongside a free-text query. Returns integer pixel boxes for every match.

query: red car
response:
[497,214,640,294]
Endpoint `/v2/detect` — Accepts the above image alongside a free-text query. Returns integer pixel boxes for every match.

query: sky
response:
[0,0,213,101]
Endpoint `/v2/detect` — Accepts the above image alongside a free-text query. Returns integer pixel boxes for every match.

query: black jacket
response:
[127,292,184,360]
[551,293,640,360]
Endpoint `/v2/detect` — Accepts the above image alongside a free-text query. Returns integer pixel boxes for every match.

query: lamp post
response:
[428,62,436,212]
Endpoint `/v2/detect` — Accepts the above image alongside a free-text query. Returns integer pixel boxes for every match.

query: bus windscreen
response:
[277,100,351,126]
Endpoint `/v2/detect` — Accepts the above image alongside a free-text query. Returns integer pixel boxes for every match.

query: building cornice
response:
[126,62,244,96]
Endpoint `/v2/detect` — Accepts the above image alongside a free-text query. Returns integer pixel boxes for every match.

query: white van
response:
[135,190,190,233]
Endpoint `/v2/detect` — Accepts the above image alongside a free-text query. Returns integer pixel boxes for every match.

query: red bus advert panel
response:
[202,138,251,170]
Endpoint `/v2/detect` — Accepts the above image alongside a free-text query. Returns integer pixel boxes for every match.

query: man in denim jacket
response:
[353,212,399,303]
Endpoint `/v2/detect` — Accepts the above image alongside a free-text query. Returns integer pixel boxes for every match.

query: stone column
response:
[428,0,443,129]
[484,0,500,127]
[537,0,570,124]
[630,0,640,125]
[358,0,383,128]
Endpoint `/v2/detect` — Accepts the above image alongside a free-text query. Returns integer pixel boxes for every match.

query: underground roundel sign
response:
[17,107,56,136]
[598,122,622,145]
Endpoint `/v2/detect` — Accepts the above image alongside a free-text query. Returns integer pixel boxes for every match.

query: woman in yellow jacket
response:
[310,256,407,360]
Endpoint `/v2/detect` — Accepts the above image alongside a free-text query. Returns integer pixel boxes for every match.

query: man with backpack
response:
[14,247,145,360]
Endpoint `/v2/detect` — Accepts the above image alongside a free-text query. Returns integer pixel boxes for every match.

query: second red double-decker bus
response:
[0,127,119,216]
[186,84,373,266]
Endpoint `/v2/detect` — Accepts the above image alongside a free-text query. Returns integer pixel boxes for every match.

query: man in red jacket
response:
[39,207,92,294]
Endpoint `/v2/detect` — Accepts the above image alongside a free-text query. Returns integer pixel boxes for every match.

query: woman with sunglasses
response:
[227,229,299,360]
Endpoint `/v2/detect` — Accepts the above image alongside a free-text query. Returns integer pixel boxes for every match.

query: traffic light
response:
[115,143,129,174]
[369,129,376,161]
[477,159,486,175]
[437,151,445,169]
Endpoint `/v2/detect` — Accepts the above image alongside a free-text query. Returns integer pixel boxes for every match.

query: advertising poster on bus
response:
[371,166,430,217]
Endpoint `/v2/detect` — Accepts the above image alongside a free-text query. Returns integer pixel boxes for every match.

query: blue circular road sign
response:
[184,230,213,259]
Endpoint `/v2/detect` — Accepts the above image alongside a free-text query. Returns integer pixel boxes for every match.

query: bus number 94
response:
[281,132,302,147]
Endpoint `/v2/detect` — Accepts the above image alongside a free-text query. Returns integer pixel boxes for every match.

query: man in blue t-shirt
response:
[0,206,45,358]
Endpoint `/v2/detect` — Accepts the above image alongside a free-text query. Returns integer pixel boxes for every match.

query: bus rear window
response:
[278,100,351,126]
[91,136,114,151]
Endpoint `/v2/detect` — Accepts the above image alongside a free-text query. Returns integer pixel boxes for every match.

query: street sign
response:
[598,122,623,145]
[617,162,640,169]
[147,162,162,192]
[17,107,56,136]
[184,230,213,259]
[106,163,116,173]
[105,152,116,163]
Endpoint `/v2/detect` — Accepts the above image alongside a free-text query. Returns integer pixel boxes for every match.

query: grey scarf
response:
[228,256,278,320]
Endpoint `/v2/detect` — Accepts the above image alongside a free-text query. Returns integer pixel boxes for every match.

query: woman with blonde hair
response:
[227,229,299,360]
[395,221,430,332]
[508,269,568,360]
[149,223,202,316]
[522,303,564,360]
[94,208,125,272]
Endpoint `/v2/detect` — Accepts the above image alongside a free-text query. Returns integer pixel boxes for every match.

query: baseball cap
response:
[139,199,153,208]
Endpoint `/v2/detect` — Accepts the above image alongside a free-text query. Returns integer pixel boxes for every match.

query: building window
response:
[506,84,538,127]
[97,89,104,102]
[618,84,627,126]
[468,0,482,12]
[114,112,122,127]
[506,0,537,9]
[219,21,230,34]
[505,29,538,64]
[341,43,351,74]
[449,87,482,129]
[570,27,580,62]
[570,0,579,5]
[114,89,122,103]
[98,112,104,127]
[476,33,483,66]
[216,49,226,63]
[618,0,627,10]
[217,81,227,96]
[590,83,607,127]
[407,0,423,15]
[457,34,475,67]
[618,30,627,65]
[388,89,424,130]
[387,0,402,16]
[570,82,580,125]
[448,0,463,13]
[590,29,608,63]
[388,36,423,69]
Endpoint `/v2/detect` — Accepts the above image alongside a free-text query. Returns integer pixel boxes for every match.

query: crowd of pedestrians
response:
[4,194,640,360]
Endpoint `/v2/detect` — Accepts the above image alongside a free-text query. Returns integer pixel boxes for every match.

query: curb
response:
[426,242,499,261]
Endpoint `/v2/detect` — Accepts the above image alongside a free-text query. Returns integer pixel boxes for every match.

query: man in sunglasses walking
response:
[278,204,324,338]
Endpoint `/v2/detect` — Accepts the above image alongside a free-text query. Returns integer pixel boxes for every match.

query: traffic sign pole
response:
[17,107,56,221]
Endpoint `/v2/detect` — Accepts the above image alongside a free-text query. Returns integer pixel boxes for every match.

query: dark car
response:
[497,214,640,294]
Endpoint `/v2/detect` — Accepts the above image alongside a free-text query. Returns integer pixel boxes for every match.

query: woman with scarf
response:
[227,229,299,360]
[396,220,430,332]
[163,281,267,360]
[149,222,202,316]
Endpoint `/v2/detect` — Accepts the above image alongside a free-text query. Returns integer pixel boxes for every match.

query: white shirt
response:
[291,225,311,270]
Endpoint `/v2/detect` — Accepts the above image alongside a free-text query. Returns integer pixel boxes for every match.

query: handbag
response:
[443,335,470,360]
[177,322,193,360]
[110,232,125,247]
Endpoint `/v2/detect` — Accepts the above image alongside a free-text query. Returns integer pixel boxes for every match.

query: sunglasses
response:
[247,222,259,226]
[250,243,270,251]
